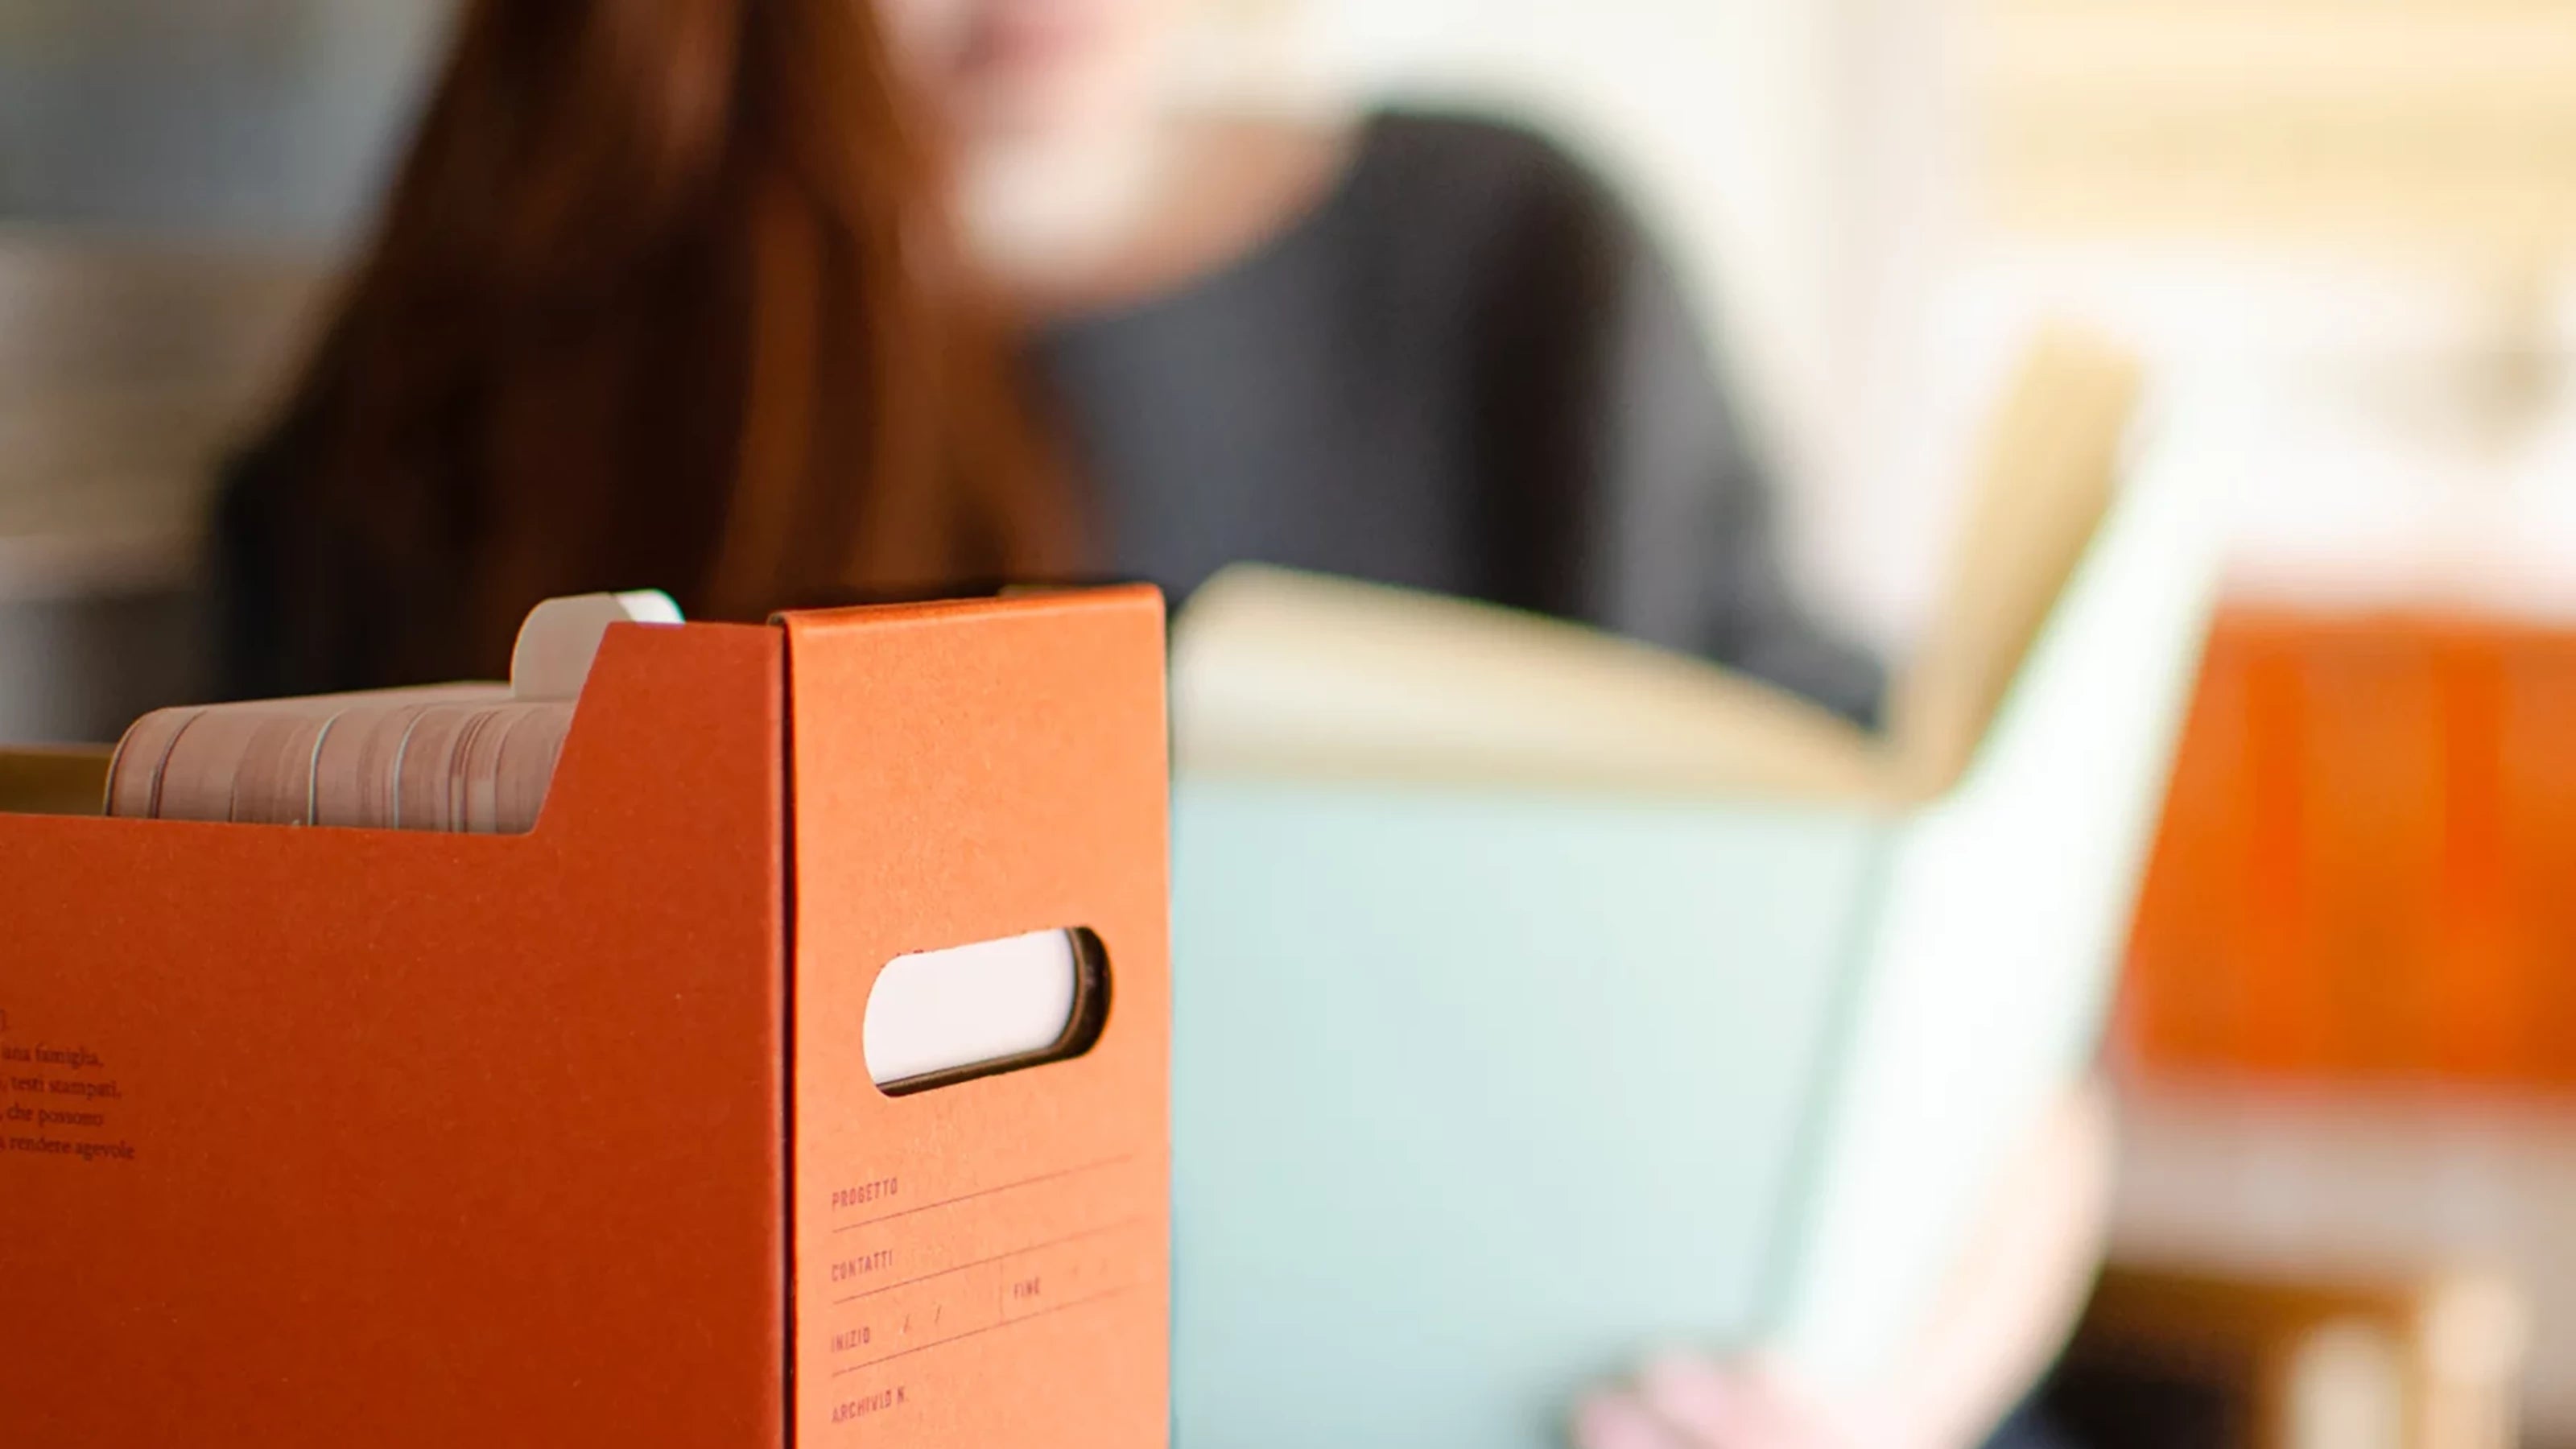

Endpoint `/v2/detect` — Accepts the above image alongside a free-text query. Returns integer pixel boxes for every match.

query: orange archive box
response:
[0,588,1171,1448]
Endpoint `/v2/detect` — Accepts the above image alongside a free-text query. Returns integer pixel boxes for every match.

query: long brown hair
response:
[262,0,1082,681]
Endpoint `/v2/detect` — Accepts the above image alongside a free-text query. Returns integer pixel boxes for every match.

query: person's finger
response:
[1636,1355,1799,1446]
[1572,1389,1691,1449]
[1736,1351,1915,1449]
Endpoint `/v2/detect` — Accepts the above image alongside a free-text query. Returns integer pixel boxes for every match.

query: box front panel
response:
[786,591,1170,1448]
[0,624,790,1447]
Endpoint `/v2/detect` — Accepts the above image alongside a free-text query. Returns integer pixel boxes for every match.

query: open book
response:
[1172,327,2143,803]
[1164,326,2221,1449]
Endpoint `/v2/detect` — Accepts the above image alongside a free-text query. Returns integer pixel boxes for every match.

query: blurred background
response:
[6,1,2576,1444]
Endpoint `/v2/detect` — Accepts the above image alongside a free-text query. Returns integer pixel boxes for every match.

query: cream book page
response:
[1171,328,2140,803]
[1172,566,1885,799]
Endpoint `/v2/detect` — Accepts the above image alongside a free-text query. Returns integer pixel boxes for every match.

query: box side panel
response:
[785,588,1170,1449]
[0,623,789,1448]
[1170,778,1885,1449]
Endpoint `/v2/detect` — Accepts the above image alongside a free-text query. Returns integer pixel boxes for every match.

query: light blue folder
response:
[1168,355,2226,1447]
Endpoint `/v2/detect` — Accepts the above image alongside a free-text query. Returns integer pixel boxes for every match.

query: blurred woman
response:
[217,0,1875,723]
[219,0,1079,694]
[214,2,2082,1446]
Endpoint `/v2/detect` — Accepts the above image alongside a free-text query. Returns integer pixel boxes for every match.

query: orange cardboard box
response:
[0,589,1170,1448]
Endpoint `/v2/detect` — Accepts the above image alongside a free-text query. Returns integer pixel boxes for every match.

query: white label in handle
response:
[864,928,1104,1090]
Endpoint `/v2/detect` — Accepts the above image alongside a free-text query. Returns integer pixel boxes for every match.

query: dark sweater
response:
[1038,110,1878,722]
[216,110,1880,722]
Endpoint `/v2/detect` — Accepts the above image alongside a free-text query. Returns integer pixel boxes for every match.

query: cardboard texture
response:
[0,588,1170,1449]
[783,598,1170,1447]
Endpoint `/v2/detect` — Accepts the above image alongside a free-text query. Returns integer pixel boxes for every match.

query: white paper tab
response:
[509,590,683,702]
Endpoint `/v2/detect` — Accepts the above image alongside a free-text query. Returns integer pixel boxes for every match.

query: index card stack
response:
[101,591,676,833]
